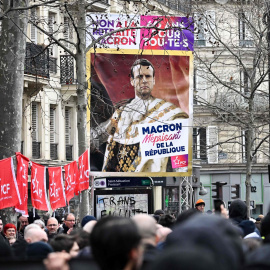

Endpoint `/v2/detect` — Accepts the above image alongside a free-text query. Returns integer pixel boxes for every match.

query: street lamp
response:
[215,0,229,4]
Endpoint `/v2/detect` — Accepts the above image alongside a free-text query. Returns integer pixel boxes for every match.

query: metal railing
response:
[25,43,50,78]
[60,55,74,84]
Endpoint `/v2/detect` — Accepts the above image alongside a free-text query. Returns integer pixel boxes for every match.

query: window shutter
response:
[65,108,71,144]
[32,103,38,142]
[30,8,37,43]
[195,69,207,103]
[207,126,218,164]
[205,11,216,47]
[194,13,205,46]
[50,107,56,143]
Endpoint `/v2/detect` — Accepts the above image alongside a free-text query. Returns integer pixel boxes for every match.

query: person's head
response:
[26,242,53,260]
[229,199,247,221]
[158,214,176,229]
[34,219,45,230]
[91,216,143,270]
[47,217,59,234]
[64,213,75,229]
[154,209,165,216]
[0,219,3,232]
[165,214,244,270]
[24,227,48,243]
[50,234,79,258]
[18,215,29,231]
[195,199,205,213]
[81,215,96,227]
[130,59,155,100]
[4,223,16,239]
[132,214,157,246]
[83,220,97,234]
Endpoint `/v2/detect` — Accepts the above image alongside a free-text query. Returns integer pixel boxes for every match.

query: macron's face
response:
[130,65,155,100]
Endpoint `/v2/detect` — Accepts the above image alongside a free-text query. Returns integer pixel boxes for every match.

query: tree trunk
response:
[0,0,28,223]
[75,0,89,219]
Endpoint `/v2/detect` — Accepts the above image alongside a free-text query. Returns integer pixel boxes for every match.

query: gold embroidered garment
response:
[102,97,188,172]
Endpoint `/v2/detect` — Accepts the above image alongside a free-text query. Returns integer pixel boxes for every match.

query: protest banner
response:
[88,14,193,176]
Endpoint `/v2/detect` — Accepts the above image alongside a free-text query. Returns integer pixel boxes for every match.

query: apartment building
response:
[192,0,270,216]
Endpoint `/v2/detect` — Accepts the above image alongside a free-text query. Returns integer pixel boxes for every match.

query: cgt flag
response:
[48,167,66,211]
[77,149,90,193]
[64,161,76,205]
[15,153,29,216]
[0,157,21,210]
[31,162,49,211]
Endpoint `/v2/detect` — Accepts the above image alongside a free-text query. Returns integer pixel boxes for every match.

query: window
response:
[32,102,41,158]
[241,129,256,163]
[65,108,73,161]
[48,12,56,34]
[50,106,58,160]
[240,69,252,95]
[63,17,73,48]
[50,106,56,144]
[194,11,215,47]
[193,127,207,161]
[239,12,253,47]
[207,126,218,164]
[48,12,57,74]
[30,8,38,43]
[194,68,207,104]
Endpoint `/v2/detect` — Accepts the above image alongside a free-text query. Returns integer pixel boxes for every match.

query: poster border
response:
[87,48,193,177]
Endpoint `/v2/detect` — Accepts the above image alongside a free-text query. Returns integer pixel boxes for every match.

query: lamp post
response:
[215,0,229,4]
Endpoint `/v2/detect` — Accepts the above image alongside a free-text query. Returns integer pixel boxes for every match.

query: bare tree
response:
[193,0,269,216]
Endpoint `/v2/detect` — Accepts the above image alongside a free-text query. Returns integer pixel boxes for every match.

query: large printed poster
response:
[88,14,194,177]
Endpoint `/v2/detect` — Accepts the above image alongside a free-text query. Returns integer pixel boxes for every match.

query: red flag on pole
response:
[0,157,21,210]
[74,161,80,196]
[64,161,76,205]
[15,153,29,216]
[31,162,49,211]
[48,167,66,211]
[78,149,90,192]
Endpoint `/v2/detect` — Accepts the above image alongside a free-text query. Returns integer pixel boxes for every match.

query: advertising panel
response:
[94,189,152,219]
[88,14,193,177]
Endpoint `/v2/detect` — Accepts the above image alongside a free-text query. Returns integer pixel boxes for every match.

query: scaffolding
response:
[179,176,193,213]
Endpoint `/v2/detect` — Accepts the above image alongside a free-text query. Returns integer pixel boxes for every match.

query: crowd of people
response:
[0,199,270,270]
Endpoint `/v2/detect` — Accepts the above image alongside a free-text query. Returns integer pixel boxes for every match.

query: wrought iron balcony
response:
[50,143,58,160]
[32,141,41,159]
[60,55,74,84]
[66,144,73,161]
[25,43,50,78]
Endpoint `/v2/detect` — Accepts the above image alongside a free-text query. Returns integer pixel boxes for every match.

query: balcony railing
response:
[66,144,73,161]
[32,141,41,159]
[25,43,50,78]
[60,55,74,84]
[50,143,58,160]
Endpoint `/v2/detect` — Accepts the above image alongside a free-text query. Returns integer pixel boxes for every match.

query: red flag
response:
[31,162,49,211]
[74,161,80,196]
[48,167,66,211]
[0,157,21,210]
[15,153,29,216]
[78,149,90,192]
[64,162,76,205]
